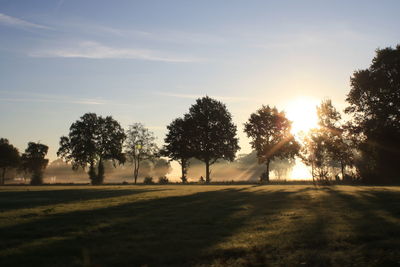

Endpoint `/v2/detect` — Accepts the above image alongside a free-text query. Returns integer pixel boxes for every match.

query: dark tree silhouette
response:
[161,117,193,183]
[244,105,299,182]
[186,96,240,183]
[300,128,332,183]
[57,113,126,185]
[345,45,400,183]
[317,100,353,180]
[0,138,20,185]
[301,100,353,183]
[125,123,158,184]
[21,142,49,185]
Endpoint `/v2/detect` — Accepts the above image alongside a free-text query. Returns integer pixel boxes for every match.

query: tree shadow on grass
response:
[0,188,296,267]
[0,188,168,212]
[320,187,400,265]
[198,186,400,266]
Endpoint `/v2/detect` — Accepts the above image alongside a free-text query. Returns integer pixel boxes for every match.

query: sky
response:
[1,0,400,163]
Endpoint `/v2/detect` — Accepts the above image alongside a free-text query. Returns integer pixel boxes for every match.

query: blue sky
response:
[1,0,400,160]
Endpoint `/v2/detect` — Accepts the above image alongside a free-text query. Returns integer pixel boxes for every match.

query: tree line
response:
[1,45,399,185]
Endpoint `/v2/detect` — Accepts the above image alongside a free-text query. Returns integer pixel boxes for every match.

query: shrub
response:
[158,176,169,184]
[143,176,154,184]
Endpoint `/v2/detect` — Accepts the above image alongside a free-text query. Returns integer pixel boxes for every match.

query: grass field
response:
[1,185,400,266]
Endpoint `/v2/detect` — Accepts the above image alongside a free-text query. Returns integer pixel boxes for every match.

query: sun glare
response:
[285,97,319,135]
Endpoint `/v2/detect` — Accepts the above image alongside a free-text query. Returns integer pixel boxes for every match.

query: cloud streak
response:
[0,91,106,105]
[0,13,51,30]
[30,41,204,62]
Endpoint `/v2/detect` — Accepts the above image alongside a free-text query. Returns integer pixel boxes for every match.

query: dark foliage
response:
[0,138,20,185]
[161,117,193,183]
[143,176,154,184]
[185,96,240,182]
[301,100,353,183]
[21,142,49,185]
[345,45,400,183]
[57,113,126,185]
[158,176,169,184]
[244,105,299,182]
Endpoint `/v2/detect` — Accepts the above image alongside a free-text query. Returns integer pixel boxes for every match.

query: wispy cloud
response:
[29,41,204,62]
[0,13,51,30]
[154,92,260,103]
[0,91,106,105]
[83,24,225,45]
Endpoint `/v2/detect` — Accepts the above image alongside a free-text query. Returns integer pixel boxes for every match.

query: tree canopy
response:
[185,96,240,182]
[125,123,159,184]
[345,45,400,183]
[0,138,20,185]
[301,100,353,183]
[244,105,299,182]
[57,113,126,185]
[21,142,49,185]
[161,117,193,183]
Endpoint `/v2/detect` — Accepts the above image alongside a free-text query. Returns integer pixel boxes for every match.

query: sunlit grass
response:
[1,185,400,266]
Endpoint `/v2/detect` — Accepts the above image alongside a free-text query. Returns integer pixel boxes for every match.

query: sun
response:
[285,97,319,135]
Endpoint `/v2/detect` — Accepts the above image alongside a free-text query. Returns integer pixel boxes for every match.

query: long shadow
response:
[0,188,167,212]
[0,188,296,267]
[197,186,400,266]
[358,189,400,219]
[321,187,400,265]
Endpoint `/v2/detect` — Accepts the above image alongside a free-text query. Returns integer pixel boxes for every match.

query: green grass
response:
[1,185,400,266]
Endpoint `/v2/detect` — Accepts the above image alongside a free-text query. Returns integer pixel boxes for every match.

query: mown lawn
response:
[1,185,400,266]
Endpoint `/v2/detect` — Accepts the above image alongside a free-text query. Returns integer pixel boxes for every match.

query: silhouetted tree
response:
[270,158,295,180]
[125,123,158,184]
[21,142,49,185]
[345,45,400,183]
[300,100,353,183]
[161,117,193,183]
[57,113,126,185]
[0,138,20,185]
[186,96,240,183]
[317,100,353,180]
[244,105,299,182]
[300,128,332,183]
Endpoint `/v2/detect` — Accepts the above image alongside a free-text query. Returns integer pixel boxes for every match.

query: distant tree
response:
[244,105,299,182]
[317,100,353,180]
[300,100,353,183]
[0,138,20,185]
[57,113,126,185]
[152,158,172,178]
[300,128,331,183]
[21,142,49,185]
[345,45,400,183]
[125,123,158,184]
[270,158,295,180]
[186,96,240,183]
[161,117,193,183]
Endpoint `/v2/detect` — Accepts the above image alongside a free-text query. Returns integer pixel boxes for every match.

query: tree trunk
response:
[205,160,211,183]
[97,158,104,184]
[88,161,97,185]
[134,158,140,184]
[340,161,345,181]
[265,159,270,183]
[1,167,6,185]
[181,159,187,183]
